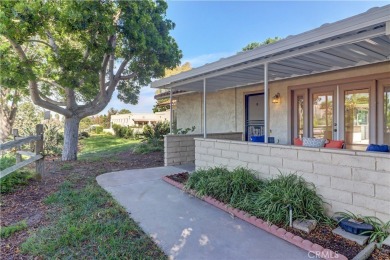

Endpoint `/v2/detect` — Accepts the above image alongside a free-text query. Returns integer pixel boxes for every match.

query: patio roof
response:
[151,5,390,92]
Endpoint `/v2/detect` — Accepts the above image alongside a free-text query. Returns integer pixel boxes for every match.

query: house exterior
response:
[110,111,170,128]
[152,6,390,221]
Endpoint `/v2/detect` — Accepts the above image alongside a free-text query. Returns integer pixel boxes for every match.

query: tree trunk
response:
[62,116,80,161]
[0,106,16,143]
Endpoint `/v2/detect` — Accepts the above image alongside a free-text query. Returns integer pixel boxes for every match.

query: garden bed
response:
[164,172,389,260]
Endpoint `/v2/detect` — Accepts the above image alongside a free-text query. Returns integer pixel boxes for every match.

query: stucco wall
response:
[194,138,390,222]
[175,62,390,144]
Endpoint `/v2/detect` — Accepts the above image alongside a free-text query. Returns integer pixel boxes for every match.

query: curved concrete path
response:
[97,165,309,260]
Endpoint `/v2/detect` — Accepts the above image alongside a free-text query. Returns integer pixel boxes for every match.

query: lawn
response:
[1,134,165,259]
[78,134,140,160]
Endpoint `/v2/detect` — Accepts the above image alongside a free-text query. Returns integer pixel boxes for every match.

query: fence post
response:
[12,129,22,163]
[35,124,44,177]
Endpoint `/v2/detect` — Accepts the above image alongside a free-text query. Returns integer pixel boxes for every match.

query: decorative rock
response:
[293,219,317,233]
[332,227,369,246]
[382,235,390,247]
[352,242,376,260]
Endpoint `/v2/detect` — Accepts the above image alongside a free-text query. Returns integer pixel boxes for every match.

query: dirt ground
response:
[0,151,164,259]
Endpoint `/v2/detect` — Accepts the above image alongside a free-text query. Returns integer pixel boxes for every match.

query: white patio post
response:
[169,88,173,134]
[336,85,340,140]
[203,78,207,138]
[264,63,269,143]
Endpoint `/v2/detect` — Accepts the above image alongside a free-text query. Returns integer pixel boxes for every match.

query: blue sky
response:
[101,0,389,115]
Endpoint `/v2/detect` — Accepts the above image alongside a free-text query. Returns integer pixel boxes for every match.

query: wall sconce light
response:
[272,93,281,104]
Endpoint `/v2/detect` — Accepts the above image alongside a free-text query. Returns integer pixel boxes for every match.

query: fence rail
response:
[0,124,44,179]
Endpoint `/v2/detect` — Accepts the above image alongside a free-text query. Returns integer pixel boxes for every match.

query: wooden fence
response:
[0,124,44,179]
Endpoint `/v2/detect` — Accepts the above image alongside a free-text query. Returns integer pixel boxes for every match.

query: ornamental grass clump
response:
[185,167,263,204]
[249,174,328,226]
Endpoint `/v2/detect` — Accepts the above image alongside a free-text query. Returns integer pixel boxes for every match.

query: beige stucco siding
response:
[175,62,390,143]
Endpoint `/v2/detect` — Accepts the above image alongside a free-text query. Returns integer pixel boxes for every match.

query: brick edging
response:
[162,175,348,260]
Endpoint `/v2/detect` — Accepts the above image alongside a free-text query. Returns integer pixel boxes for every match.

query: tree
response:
[118,109,131,114]
[1,0,181,160]
[242,37,282,51]
[152,62,192,113]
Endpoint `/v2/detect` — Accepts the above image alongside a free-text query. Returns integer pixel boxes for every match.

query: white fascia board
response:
[151,5,390,89]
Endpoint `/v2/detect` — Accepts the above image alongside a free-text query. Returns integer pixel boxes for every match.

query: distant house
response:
[110,111,170,128]
[152,6,390,222]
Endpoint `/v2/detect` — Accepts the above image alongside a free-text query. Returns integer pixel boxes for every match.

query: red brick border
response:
[162,175,347,260]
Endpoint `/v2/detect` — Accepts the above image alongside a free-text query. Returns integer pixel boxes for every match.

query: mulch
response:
[0,151,163,260]
[166,172,390,260]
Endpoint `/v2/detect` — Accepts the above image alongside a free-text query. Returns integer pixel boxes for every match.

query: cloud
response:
[183,51,235,68]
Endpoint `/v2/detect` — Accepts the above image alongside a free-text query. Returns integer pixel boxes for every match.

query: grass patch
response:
[0,155,35,194]
[133,140,163,154]
[78,134,140,160]
[21,176,166,259]
[186,167,329,226]
[1,220,28,239]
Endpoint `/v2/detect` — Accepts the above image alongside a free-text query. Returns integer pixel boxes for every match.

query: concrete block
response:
[292,219,317,233]
[330,201,376,218]
[201,141,215,148]
[332,227,368,246]
[382,236,390,247]
[208,148,222,157]
[166,141,179,148]
[332,154,376,170]
[283,158,313,172]
[353,193,390,214]
[228,159,248,169]
[375,212,390,223]
[313,162,352,179]
[238,152,258,163]
[248,163,269,175]
[352,242,376,260]
[222,150,238,159]
[317,187,352,204]
[270,147,297,159]
[230,143,248,152]
[215,142,230,150]
[180,140,195,147]
[352,168,390,185]
[195,147,208,155]
[331,177,375,197]
[298,150,332,163]
[214,156,230,166]
[200,153,214,163]
[258,155,283,167]
[376,157,390,172]
[247,145,270,155]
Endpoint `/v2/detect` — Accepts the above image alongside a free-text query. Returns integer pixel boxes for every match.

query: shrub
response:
[0,155,35,193]
[185,167,263,204]
[142,121,169,141]
[185,168,328,226]
[95,126,103,134]
[80,131,90,138]
[43,122,64,156]
[132,140,163,154]
[247,174,328,225]
[112,124,134,139]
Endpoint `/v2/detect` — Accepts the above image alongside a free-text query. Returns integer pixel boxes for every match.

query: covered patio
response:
[151,6,390,221]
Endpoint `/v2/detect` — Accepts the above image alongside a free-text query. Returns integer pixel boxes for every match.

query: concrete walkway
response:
[97,165,309,260]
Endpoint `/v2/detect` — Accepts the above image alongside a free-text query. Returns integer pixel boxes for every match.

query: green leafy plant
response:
[361,217,390,246]
[0,155,35,194]
[142,121,170,141]
[112,124,134,139]
[1,220,28,238]
[174,126,196,135]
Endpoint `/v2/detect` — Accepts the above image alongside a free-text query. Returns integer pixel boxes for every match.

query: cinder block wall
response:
[194,138,390,222]
[164,132,243,166]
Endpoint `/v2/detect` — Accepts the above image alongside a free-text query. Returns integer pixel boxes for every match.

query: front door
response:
[245,93,264,141]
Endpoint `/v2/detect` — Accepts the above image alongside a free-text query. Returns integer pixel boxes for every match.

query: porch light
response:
[272,93,281,104]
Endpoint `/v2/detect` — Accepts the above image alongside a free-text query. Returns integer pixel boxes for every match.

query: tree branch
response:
[27,39,54,50]
[40,78,65,89]
[46,30,59,57]
[39,93,66,106]
[119,73,136,80]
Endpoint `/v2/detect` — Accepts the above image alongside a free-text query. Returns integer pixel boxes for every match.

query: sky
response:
[100,0,389,115]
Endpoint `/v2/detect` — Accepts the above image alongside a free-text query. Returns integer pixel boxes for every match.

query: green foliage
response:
[186,168,328,226]
[242,37,282,51]
[133,141,163,154]
[1,220,28,239]
[21,175,166,259]
[185,167,263,204]
[118,109,131,114]
[95,126,103,134]
[112,124,134,139]
[143,121,170,141]
[174,126,196,135]
[0,155,35,193]
[79,131,90,138]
